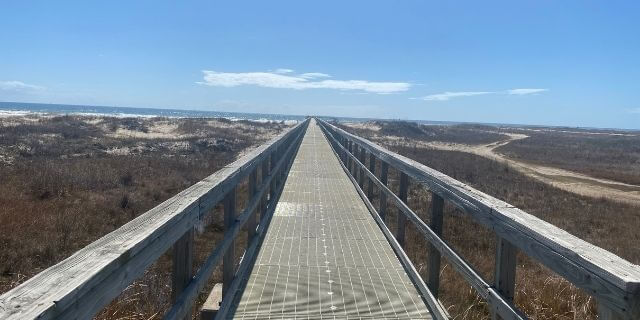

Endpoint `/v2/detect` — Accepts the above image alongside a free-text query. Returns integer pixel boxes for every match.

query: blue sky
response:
[1,1,639,129]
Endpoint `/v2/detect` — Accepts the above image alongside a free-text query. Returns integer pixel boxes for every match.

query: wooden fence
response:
[317,118,640,320]
[0,119,310,320]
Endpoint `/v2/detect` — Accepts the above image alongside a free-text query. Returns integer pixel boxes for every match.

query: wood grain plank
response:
[428,192,444,298]
[397,172,409,247]
[172,228,194,320]
[380,161,389,222]
[493,237,517,320]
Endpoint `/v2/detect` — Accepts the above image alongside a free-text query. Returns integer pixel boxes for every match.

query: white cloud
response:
[300,72,331,79]
[416,88,548,101]
[507,88,548,95]
[273,68,294,74]
[198,70,410,94]
[419,91,492,101]
[630,108,640,114]
[0,80,45,92]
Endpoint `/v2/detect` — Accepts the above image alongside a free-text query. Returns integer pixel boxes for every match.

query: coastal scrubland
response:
[338,120,640,320]
[0,115,288,318]
[494,128,640,185]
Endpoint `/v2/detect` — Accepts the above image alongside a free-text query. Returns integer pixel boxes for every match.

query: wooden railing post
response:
[342,137,348,164]
[428,192,444,298]
[397,172,409,247]
[261,159,269,216]
[247,169,257,241]
[222,188,236,298]
[352,144,359,177]
[275,145,282,186]
[347,140,353,174]
[269,151,276,201]
[379,161,389,222]
[171,228,194,319]
[493,237,517,319]
[358,147,366,188]
[367,153,376,199]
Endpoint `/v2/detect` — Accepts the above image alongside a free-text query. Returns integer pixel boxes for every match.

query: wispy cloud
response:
[507,88,548,95]
[630,108,640,114]
[419,91,492,101]
[198,70,411,94]
[0,80,45,92]
[416,88,548,101]
[300,72,331,79]
[273,68,294,74]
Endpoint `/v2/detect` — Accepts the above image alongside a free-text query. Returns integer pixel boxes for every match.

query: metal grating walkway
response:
[230,120,431,319]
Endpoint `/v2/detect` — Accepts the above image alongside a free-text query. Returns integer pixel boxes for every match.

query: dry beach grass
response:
[0,114,288,318]
[337,120,640,319]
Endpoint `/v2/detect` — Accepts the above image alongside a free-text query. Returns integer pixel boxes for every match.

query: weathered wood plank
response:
[260,159,269,222]
[0,120,308,320]
[222,188,236,298]
[348,141,353,174]
[247,170,258,240]
[379,161,389,222]
[397,172,408,247]
[368,153,376,199]
[428,192,444,298]
[493,237,517,320]
[172,228,194,319]
[360,145,365,185]
[200,283,222,320]
[318,119,640,317]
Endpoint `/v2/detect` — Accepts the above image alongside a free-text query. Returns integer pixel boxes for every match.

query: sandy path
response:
[375,133,640,206]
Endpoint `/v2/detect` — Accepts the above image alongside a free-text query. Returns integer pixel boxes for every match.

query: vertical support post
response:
[397,172,408,247]
[428,192,444,297]
[247,169,257,241]
[367,153,375,199]
[379,161,389,222]
[347,141,353,174]
[341,136,347,164]
[172,228,194,319]
[269,151,276,201]
[280,143,287,182]
[261,159,269,215]
[275,145,282,187]
[358,147,366,188]
[492,237,517,319]
[223,188,236,298]
[352,144,358,177]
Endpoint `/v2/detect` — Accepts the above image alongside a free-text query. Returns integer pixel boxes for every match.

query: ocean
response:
[0,101,309,123]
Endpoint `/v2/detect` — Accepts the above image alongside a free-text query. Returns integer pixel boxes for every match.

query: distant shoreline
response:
[1,101,638,132]
[0,101,305,124]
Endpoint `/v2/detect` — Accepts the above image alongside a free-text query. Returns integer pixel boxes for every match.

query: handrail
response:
[0,118,310,320]
[316,118,640,320]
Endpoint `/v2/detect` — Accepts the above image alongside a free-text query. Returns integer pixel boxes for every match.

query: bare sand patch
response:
[371,131,640,205]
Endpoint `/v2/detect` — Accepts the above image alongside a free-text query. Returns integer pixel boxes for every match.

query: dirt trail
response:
[377,133,640,206]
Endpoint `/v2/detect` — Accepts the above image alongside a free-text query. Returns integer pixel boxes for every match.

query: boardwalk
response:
[3,118,640,320]
[230,120,431,319]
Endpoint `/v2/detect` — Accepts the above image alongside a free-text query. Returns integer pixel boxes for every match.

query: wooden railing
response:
[0,118,310,320]
[317,118,640,320]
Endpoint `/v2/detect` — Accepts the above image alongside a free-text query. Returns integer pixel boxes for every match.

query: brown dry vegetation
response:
[494,129,640,185]
[345,121,508,145]
[0,115,288,318]
[338,121,640,319]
